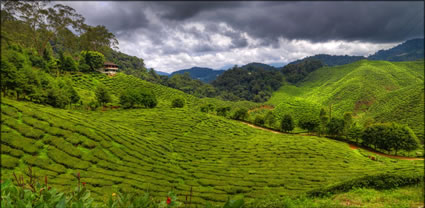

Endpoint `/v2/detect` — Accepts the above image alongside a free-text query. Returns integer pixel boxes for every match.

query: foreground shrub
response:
[0,166,245,208]
[307,171,424,197]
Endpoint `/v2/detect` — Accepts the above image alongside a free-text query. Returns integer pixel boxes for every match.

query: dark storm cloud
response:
[61,1,423,71]
[149,2,244,21]
[153,1,423,44]
[66,1,423,47]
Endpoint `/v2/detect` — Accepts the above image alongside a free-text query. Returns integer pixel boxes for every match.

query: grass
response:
[245,183,424,208]
[1,96,423,206]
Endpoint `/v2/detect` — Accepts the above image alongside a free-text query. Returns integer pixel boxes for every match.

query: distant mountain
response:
[288,54,366,67]
[368,38,424,61]
[268,62,287,68]
[170,67,225,83]
[240,62,277,70]
[154,70,169,76]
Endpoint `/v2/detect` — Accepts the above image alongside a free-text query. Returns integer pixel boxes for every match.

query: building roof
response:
[104,62,118,66]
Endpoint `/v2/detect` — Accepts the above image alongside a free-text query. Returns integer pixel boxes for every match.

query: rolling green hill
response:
[267,60,424,140]
[1,96,423,206]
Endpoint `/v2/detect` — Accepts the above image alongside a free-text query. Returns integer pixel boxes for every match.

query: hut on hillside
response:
[101,62,119,75]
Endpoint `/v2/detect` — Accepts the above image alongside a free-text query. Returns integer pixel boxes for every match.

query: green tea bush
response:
[47,147,91,169]
[171,98,185,108]
[1,105,19,118]
[1,154,20,169]
[1,132,38,154]
[307,171,424,197]
[1,144,24,158]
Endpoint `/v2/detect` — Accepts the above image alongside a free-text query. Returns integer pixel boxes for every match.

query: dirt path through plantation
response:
[242,122,424,161]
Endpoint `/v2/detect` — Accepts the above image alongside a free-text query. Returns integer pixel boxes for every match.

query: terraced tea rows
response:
[1,97,423,205]
[267,60,424,139]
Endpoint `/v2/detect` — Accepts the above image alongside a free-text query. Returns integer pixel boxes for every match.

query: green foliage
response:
[216,106,231,117]
[232,108,249,121]
[326,118,345,137]
[298,117,320,133]
[254,115,265,126]
[1,97,424,206]
[80,25,119,54]
[280,114,294,132]
[165,72,217,98]
[171,98,185,108]
[347,124,363,144]
[307,171,424,197]
[119,87,157,109]
[319,108,329,135]
[79,51,105,72]
[95,84,111,106]
[264,111,276,128]
[343,112,353,135]
[281,59,324,83]
[60,53,78,72]
[212,66,283,102]
[268,60,424,140]
[200,103,215,113]
[362,123,420,155]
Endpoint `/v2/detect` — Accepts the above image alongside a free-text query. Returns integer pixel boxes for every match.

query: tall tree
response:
[95,84,111,106]
[79,51,105,71]
[326,118,345,137]
[281,114,294,133]
[79,25,118,54]
[319,108,328,136]
[343,112,353,136]
[12,2,85,56]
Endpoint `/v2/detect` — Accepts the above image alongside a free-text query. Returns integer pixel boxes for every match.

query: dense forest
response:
[288,54,365,67]
[212,66,283,102]
[368,38,425,61]
[281,59,324,83]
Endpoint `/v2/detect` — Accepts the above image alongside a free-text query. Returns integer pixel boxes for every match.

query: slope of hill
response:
[1,95,423,206]
[268,60,424,140]
[69,72,258,112]
[286,38,424,68]
[368,38,425,61]
[154,70,170,76]
[170,67,225,83]
[288,54,365,67]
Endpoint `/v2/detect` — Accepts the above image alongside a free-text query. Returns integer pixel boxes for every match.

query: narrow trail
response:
[241,121,424,161]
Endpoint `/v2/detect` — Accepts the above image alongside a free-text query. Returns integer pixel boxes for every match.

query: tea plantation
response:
[1,94,423,205]
[267,60,424,139]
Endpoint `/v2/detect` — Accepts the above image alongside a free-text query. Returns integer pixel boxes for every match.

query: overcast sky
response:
[62,1,424,73]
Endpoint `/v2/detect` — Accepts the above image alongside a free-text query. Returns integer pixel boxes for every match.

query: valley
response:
[1,1,424,207]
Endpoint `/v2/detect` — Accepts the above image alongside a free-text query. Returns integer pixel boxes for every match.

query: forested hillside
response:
[368,38,424,61]
[212,66,283,102]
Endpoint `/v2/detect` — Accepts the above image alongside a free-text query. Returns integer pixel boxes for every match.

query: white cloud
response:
[117,33,399,73]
